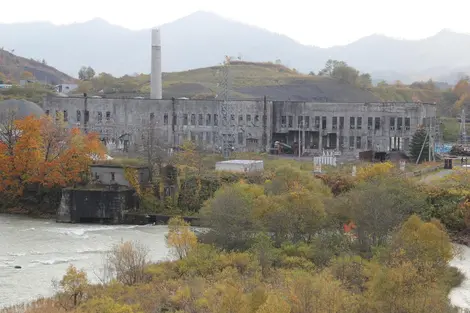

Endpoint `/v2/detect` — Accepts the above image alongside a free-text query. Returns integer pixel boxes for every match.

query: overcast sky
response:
[2,0,469,48]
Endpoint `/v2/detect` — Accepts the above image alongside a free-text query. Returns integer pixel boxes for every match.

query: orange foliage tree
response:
[0,115,105,199]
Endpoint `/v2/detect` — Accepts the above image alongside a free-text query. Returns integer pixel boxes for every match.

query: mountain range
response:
[1,11,469,84]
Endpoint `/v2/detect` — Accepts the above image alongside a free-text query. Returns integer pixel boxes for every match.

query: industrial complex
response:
[40,28,438,158]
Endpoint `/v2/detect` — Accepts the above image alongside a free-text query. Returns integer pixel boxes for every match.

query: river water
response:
[1,214,470,309]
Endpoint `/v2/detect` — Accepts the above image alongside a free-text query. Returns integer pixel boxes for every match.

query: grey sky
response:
[1,0,468,48]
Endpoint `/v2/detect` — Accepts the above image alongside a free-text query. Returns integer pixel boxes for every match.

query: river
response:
[1,214,470,309]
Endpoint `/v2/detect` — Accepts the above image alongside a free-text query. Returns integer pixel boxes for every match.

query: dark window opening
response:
[198,114,203,126]
[405,117,411,130]
[339,117,344,129]
[356,136,361,149]
[288,116,293,128]
[246,114,252,123]
[111,172,115,181]
[321,116,327,129]
[314,116,320,128]
[281,116,287,126]
[238,132,243,145]
[97,112,102,123]
[63,110,68,121]
[298,116,303,127]
[84,110,89,122]
[106,111,111,121]
[238,115,243,124]
[206,114,211,126]
[390,117,396,130]
[357,117,362,130]
[350,117,355,129]
[374,117,381,130]
[349,136,354,148]
[190,114,196,126]
[172,114,177,125]
[163,114,168,125]
[304,116,310,128]
[150,112,155,121]
[332,117,338,129]
[397,117,403,130]
[76,110,81,122]
[183,114,188,125]
[46,110,50,116]
[214,114,218,126]
[368,117,373,130]
[255,115,260,123]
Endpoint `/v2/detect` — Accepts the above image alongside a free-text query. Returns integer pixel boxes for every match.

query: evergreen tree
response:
[409,126,429,163]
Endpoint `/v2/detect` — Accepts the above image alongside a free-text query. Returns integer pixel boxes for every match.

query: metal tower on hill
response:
[219,56,236,159]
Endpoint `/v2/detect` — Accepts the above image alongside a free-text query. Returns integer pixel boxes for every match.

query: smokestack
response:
[151,28,162,99]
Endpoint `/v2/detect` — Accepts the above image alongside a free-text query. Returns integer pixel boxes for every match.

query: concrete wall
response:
[90,165,150,187]
[57,188,136,224]
[42,95,436,156]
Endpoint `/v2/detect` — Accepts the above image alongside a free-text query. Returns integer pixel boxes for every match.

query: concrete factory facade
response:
[41,96,437,156]
[40,28,437,157]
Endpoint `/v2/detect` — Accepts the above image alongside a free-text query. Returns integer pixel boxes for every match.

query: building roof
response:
[0,99,44,120]
[216,160,263,165]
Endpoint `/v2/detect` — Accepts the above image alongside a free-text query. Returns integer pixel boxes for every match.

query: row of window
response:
[45,109,266,127]
[279,115,412,131]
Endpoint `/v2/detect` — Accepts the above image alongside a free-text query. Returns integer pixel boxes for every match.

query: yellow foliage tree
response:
[356,161,394,181]
[58,265,89,308]
[166,216,198,260]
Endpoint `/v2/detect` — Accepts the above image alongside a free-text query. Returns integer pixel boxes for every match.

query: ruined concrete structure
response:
[42,96,437,157]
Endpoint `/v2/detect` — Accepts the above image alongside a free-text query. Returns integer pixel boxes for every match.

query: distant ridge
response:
[0,12,469,83]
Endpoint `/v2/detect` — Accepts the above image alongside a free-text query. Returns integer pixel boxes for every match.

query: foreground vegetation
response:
[0,112,105,212]
[3,161,470,313]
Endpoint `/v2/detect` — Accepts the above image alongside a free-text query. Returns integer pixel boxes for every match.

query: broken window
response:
[288,116,293,128]
[368,117,373,130]
[321,116,327,129]
[390,117,396,130]
[314,116,320,129]
[206,114,211,126]
[350,117,355,129]
[190,114,196,126]
[106,111,111,121]
[198,114,203,126]
[374,117,381,130]
[84,110,89,123]
[76,110,81,122]
[239,115,243,124]
[163,113,168,125]
[214,114,218,126]
[246,114,252,123]
[304,116,310,128]
[397,117,403,130]
[356,136,361,149]
[339,117,344,129]
[367,136,372,149]
[332,116,338,129]
[349,136,354,149]
[281,116,287,127]
[238,132,244,145]
[97,112,102,123]
[405,117,410,130]
[63,110,68,122]
[255,115,260,124]
[183,114,188,125]
[357,117,362,129]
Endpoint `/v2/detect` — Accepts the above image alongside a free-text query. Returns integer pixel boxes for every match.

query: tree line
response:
[5,157,470,312]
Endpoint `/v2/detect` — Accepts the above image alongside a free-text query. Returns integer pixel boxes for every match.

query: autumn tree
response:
[55,265,89,309]
[166,217,198,260]
[20,71,34,80]
[106,240,149,286]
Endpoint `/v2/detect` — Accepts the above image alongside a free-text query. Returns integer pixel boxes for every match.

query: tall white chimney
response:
[151,28,162,99]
